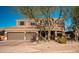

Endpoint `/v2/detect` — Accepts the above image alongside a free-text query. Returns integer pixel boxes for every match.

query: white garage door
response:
[7,32,24,40]
[26,32,36,40]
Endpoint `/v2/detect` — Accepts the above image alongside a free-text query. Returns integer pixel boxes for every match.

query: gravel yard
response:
[0,40,79,53]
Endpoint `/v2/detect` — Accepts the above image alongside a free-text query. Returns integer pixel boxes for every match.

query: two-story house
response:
[0,18,64,41]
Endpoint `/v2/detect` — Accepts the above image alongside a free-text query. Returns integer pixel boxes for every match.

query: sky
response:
[0,6,25,28]
[64,17,74,32]
[0,6,74,31]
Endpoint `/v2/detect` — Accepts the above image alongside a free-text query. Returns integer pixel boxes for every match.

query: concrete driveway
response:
[0,40,40,53]
[0,40,79,53]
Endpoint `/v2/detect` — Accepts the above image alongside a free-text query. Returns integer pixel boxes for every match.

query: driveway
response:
[0,40,79,53]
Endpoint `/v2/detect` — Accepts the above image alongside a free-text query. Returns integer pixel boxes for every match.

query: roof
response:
[0,28,5,31]
[4,26,38,32]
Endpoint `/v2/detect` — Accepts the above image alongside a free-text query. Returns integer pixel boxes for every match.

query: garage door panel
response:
[26,32,36,40]
[8,32,24,40]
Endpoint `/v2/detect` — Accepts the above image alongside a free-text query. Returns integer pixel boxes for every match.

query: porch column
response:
[24,32,26,40]
[55,31,57,40]
[5,31,7,40]
[36,32,39,41]
[62,31,65,36]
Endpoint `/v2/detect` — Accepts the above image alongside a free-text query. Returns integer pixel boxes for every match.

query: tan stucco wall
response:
[1,18,64,33]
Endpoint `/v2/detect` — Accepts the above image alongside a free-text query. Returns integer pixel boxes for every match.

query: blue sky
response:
[0,6,25,28]
[0,6,62,28]
[0,6,74,31]
[64,17,74,32]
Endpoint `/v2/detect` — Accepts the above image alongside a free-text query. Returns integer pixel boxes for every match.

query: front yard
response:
[0,40,79,53]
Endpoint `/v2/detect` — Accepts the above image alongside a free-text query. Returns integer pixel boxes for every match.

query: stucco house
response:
[0,18,64,41]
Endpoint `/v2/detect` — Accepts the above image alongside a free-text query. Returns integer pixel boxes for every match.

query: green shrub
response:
[57,36,67,44]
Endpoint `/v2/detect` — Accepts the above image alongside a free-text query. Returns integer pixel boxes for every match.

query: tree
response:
[38,6,55,41]
[38,6,64,41]
[16,6,66,41]
[17,6,56,41]
[72,7,79,41]
[17,6,42,42]
[59,6,79,41]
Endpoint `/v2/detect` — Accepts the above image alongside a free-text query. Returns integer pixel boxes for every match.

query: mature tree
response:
[17,6,56,41]
[72,7,79,28]
[59,6,79,41]
[37,6,55,40]
[16,6,67,41]
[38,6,65,41]
[72,7,79,41]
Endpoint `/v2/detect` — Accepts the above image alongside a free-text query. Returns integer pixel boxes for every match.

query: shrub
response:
[57,36,67,44]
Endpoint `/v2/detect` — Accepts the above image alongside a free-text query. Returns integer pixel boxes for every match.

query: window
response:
[20,21,24,25]
[31,22,36,25]
[0,30,5,36]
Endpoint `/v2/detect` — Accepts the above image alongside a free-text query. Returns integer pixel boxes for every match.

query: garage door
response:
[7,32,24,40]
[26,32,36,40]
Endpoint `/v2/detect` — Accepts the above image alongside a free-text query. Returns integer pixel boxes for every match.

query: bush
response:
[0,35,5,41]
[57,36,67,44]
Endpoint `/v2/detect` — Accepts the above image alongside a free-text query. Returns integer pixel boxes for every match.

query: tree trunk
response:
[48,30,51,41]
[55,31,58,41]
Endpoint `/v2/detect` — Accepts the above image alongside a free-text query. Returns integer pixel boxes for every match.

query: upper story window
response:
[31,22,36,26]
[20,21,24,25]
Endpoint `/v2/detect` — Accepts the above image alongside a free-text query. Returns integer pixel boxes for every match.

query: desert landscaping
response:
[0,40,79,53]
[0,6,79,53]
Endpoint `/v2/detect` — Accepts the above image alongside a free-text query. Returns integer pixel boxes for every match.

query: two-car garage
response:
[7,32,36,40]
